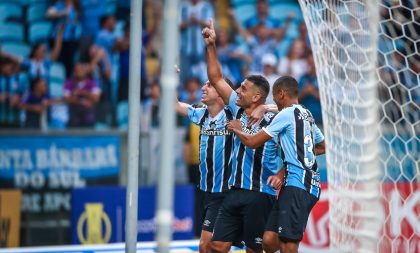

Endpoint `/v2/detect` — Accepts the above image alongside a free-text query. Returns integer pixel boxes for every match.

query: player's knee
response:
[279,241,298,253]
[209,241,229,253]
[262,233,278,253]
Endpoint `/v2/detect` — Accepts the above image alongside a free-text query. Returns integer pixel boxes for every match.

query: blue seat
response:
[105,0,117,14]
[231,0,256,7]
[0,3,22,22]
[28,21,52,44]
[234,4,257,24]
[269,3,303,23]
[49,62,66,83]
[116,101,128,129]
[27,3,48,23]
[48,78,65,98]
[15,0,48,6]
[0,22,24,42]
[1,42,31,58]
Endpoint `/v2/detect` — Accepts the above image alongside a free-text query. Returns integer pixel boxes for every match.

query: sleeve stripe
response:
[262,127,274,137]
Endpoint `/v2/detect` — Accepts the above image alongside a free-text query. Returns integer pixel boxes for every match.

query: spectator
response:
[95,15,118,64]
[20,78,59,129]
[232,16,284,74]
[183,121,202,237]
[179,0,214,83]
[116,12,160,102]
[243,0,279,33]
[47,0,81,77]
[1,25,64,82]
[64,63,101,127]
[83,45,113,127]
[79,0,105,38]
[179,77,202,105]
[259,53,279,104]
[216,29,251,86]
[83,45,111,100]
[0,58,24,128]
[298,22,311,50]
[142,81,161,128]
[277,39,309,81]
[298,55,322,125]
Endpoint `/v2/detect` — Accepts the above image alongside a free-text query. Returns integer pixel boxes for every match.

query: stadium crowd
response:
[0,0,323,130]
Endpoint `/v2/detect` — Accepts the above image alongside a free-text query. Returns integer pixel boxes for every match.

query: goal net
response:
[298,0,419,252]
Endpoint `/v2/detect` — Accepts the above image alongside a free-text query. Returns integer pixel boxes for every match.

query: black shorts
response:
[265,197,280,233]
[202,191,226,232]
[211,188,275,250]
[277,186,318,242]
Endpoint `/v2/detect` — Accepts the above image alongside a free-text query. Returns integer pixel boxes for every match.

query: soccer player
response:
[228,76,326,253]
[176,79,234,253]
[176,78,269,253]
[202,20,283,253]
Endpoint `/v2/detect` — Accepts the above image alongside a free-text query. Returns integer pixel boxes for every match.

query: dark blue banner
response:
[0,135,120,213]
[71,185,195,244]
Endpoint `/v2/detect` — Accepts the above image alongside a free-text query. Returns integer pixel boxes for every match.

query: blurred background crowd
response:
[0,0,418,246]
[0,0,324,132]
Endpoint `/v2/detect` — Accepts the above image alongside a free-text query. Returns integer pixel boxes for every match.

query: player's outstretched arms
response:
[227,120,272,148]
[175,97,189,117]
[315,140,326,155]
[202,19,233,105]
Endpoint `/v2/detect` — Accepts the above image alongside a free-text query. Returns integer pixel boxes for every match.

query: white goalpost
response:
[298,0,419,252]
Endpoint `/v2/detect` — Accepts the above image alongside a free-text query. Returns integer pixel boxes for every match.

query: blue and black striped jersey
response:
[227,93,280,196]
[188,105,234,192]
[263,104,325,198]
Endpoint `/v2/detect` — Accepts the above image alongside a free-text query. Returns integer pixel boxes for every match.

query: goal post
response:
[298,0,419,252]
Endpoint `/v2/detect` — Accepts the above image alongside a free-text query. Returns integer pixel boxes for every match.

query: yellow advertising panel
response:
[0,190,21,248]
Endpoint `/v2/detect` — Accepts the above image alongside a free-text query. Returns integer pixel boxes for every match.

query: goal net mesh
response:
[298,0,419,252]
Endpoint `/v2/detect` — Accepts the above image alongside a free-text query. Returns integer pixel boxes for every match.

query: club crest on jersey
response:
[241,124,261,135]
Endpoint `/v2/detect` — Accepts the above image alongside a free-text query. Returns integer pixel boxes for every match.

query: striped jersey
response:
[187,105,233,192]
[227,92,280,196]
[263,104,325,198]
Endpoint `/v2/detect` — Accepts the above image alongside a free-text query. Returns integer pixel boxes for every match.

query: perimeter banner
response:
[71,185,194,244]
[0,136,120,214]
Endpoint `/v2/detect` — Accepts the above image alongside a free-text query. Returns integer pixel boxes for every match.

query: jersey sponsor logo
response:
[200,119,230,136]
[200,129,230,136]
[278,226,283,234]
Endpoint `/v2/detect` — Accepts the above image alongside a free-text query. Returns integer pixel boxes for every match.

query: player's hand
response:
[227,119,242,132]
[202,19,216,46]
[267,175,283,190]
[248,104,266,126]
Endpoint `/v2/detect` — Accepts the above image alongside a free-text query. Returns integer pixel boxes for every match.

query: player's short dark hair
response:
[224,77,235,90]
[273,76,299,98]
[245,75,270,101]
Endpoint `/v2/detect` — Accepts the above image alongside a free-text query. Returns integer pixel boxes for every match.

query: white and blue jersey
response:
[188,105,233,193]
[263,104,325,198]
[227,93,280,196]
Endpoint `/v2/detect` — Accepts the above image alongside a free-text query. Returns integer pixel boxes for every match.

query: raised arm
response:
[50,24,64,61]
[176,97,189,117]
[227,120,272,148]
[202,19,233,105]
